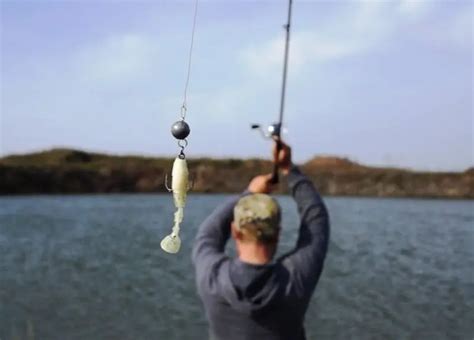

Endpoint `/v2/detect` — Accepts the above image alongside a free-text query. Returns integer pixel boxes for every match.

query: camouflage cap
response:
[233,194,281,242]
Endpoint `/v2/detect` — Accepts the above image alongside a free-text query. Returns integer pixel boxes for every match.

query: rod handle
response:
[270,140,282,184]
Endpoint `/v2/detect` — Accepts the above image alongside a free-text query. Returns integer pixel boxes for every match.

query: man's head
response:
[232,194,281,263]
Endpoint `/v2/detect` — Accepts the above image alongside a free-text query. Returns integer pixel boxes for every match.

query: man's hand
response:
[248,174,274,194]
[273,139,292,175]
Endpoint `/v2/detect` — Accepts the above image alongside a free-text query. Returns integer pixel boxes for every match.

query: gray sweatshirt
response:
[192,167,330,340]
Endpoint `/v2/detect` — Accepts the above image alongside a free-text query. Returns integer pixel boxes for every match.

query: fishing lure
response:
[160,150,190,254]
[160,112,193,254]
[160,0,198,254]
[160,118,192,254]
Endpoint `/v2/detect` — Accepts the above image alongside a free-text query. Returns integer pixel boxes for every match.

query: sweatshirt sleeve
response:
[281,166,330,296]
[192,192,248,291]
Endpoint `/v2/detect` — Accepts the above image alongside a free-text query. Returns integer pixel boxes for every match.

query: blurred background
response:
[1,0,473,339]
[2,0,472,169]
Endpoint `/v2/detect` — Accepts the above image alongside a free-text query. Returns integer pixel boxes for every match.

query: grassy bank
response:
[1,149,472,198]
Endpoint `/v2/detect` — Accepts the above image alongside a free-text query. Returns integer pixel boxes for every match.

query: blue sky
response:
[1,0,472,171]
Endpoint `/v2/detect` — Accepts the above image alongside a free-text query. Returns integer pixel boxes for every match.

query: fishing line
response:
[181,0,199,119]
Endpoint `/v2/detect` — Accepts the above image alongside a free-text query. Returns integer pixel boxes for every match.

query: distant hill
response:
[304,156,368,171]
[0,149,472,198]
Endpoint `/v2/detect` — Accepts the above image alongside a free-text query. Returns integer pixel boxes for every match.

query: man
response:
[192,141,330,340]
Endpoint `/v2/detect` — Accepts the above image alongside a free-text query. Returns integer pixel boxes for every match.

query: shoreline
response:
[1,149,472,199]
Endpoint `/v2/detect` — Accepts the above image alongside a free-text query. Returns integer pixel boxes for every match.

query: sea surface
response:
[0,194,473,340]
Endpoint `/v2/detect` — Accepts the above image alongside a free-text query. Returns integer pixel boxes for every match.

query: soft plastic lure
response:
[160,156,190,254]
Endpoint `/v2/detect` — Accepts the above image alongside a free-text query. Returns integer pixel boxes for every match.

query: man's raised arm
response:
[275,142,330,294]
[192,195,239,267]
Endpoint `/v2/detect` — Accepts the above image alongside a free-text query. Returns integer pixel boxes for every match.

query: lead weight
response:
[171,120,191,140]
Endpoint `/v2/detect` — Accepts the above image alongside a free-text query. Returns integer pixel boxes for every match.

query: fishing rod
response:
[251,0,293,184]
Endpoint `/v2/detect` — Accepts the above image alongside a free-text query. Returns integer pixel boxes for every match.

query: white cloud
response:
[398,0,433,17]
[74,34,159,84]
[241,1,471,75]
[446,7,473,48]
[241,31,369,75]
[159,86,254,123]
[241,1,392,75]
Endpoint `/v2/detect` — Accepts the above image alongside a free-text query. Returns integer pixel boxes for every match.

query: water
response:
[0,194,473,340]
